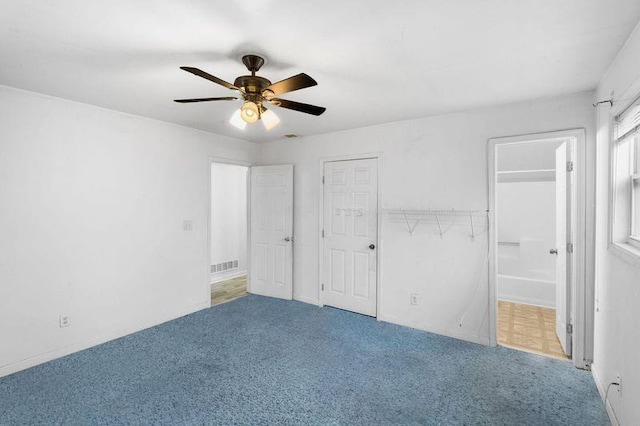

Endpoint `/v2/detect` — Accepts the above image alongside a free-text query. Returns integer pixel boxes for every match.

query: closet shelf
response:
[497,169,555,183]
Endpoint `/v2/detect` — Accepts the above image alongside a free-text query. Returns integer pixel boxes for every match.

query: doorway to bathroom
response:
[488,129,587,364]
[209,161,249,306]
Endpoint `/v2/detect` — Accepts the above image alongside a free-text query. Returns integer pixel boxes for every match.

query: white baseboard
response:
[292,298,489,346]
[293,295,321,306]
[377,313,490,346]
[210,270,247,285]
[591,364,621,426]
[0,301,209,379]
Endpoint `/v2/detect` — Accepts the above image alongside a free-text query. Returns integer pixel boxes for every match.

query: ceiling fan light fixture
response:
[229,109,247,130]
[175,55,326,130]
[262,89,275,99]
[261,108,280,130]
[240,101,259,123]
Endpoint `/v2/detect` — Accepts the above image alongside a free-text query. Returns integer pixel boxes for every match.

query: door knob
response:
[369,244,376,250]
[284,237,292,242]
[549,248,558,255]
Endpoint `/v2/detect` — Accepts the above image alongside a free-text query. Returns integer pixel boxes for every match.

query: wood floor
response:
[211,275,247,306]
[498,300,570,361]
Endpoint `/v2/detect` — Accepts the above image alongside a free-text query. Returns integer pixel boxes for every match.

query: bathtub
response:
[497,241,556,308]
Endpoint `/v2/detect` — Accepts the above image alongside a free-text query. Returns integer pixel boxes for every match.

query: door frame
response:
[487,129,590,369]
[207,156,253,307]
[318,153,383,317]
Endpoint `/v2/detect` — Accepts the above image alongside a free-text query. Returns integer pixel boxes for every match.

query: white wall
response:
[0,85,259,377]
[497,182,556,259]
[592,22,640,425]
[260,91,594,345]
[497,181,556,307]
[497,140,563,172]
[210,163,247,281]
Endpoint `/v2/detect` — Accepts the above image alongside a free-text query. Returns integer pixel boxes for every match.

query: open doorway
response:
[494,138,573,360]
[488,129,589,367]
[210,162,249,307]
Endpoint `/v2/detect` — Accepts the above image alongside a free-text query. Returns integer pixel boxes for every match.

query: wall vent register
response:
[211,260,239,273]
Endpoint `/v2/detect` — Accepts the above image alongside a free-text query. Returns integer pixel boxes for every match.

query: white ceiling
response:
[1,1,639,143]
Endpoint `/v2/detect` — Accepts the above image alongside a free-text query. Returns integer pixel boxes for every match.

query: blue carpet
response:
[0,295,608,425]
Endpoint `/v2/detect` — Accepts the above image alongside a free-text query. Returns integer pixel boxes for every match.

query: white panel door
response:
[249,165,293,300]
[554,143,572,356]
[322,159,378,316]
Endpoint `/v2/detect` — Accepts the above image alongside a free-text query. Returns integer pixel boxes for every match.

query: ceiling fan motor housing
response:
[234,75,271,95]
[234,75,272,111]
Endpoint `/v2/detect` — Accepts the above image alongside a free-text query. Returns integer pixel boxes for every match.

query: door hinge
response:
[567,242,573,254]
[566,161,574,172]
[322,229,324,238]
[322,176,325,184]
[321,283,324,291]
[567,324,573,334]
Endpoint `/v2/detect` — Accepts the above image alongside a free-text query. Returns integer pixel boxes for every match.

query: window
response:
[631,136,640,247]
[612,95,640,253]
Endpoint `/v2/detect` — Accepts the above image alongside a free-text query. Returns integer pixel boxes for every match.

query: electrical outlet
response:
[183,220,193,231]
[616,373,622,393]
[59,315,70,328]
[410,293,419,305]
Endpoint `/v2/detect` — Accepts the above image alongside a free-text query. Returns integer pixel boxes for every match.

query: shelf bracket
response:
[435,214,443,238]
[469,212,475,240]
[402,210,420,236]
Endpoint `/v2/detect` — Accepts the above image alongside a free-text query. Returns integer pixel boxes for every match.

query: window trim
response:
[631,138,640,242]
[608,89,640,265]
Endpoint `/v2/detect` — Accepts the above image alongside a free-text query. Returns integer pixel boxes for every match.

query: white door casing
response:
[322,159,378,316]
[488,129,588,369]
[249,165,293,300]
[555,142,572,356]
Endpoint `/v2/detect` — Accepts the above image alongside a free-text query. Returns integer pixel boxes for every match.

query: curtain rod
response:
[592,99,613,107]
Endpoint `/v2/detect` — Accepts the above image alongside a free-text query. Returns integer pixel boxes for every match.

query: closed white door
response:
[554,142,572,356]
[249,165,293,300]
[322,159,378,316]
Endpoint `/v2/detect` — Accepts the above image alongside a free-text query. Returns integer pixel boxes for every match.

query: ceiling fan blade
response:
[263,73,317,96]
[180,67,240,91]
[174,97,237,103]
[269,98,326,116]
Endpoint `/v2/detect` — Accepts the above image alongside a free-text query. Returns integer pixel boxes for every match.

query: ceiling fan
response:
[174,54,326,130]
